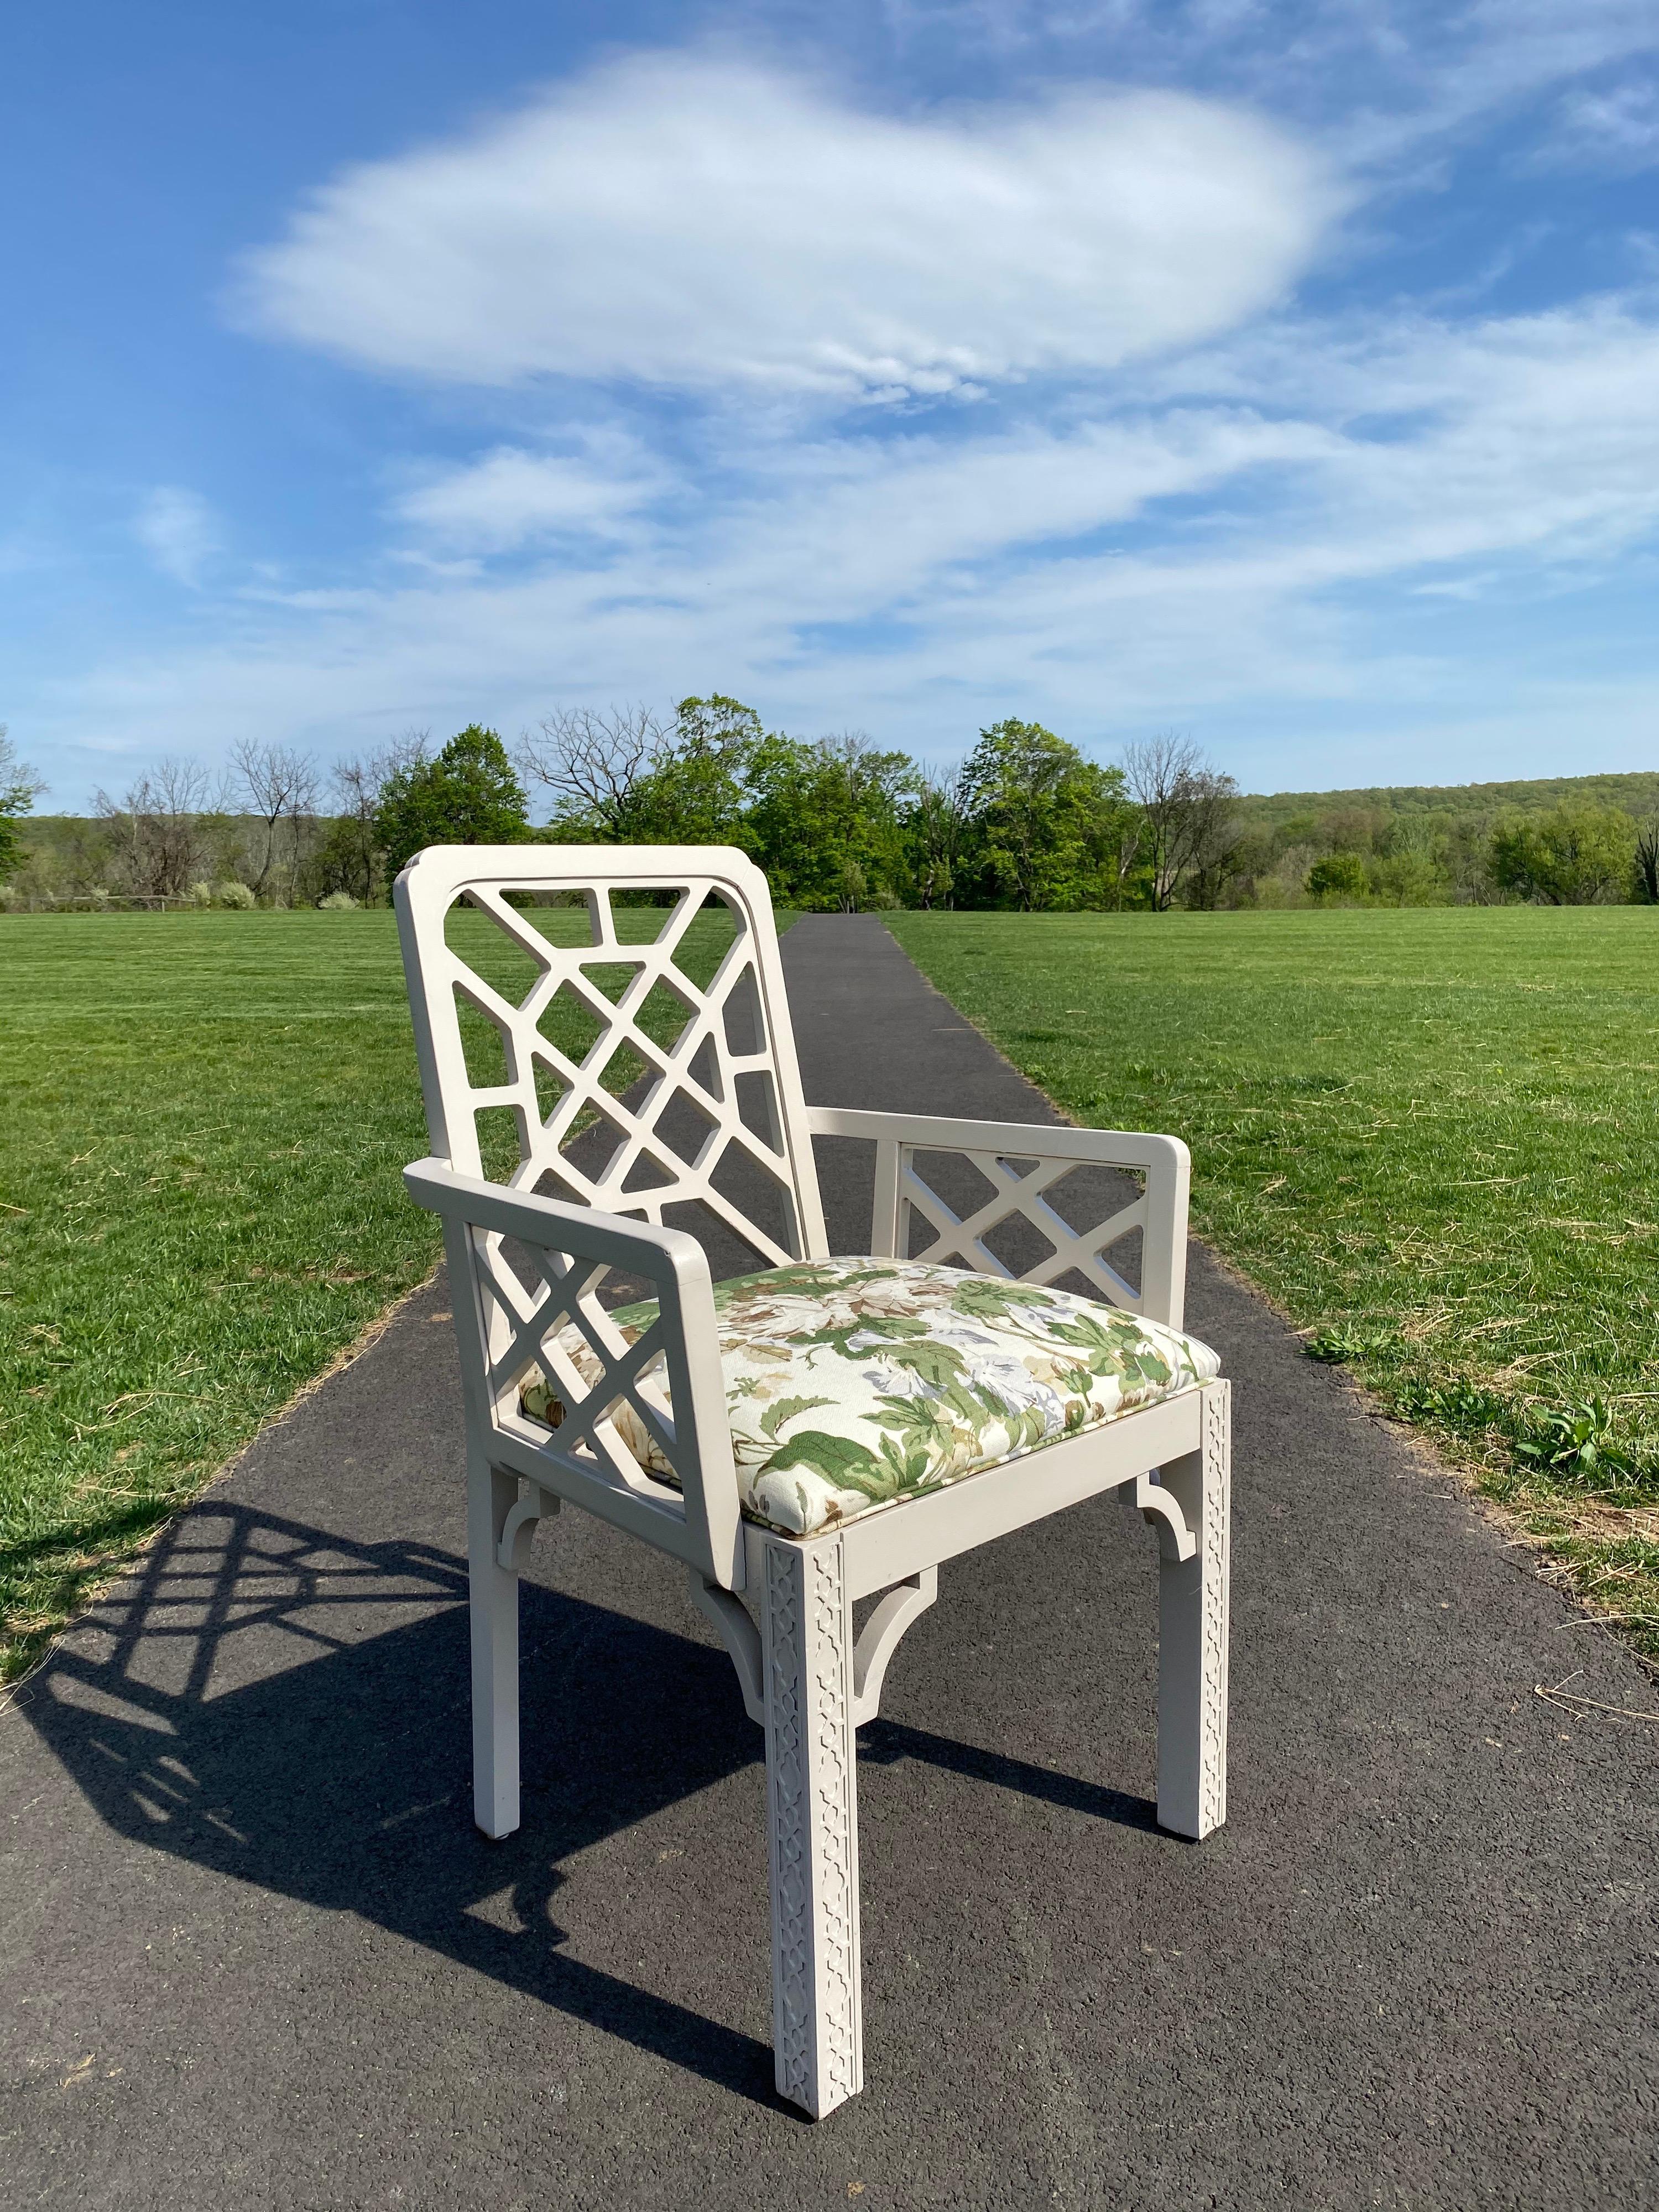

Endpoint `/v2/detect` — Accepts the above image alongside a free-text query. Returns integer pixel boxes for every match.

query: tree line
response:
[3,709,1656,911]
[515,698,1245,914]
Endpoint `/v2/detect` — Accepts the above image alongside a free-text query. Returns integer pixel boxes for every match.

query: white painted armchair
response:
[395,844,1230,2120]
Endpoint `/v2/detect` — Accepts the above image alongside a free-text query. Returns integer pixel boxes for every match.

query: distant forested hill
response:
[1237,769,1659,831]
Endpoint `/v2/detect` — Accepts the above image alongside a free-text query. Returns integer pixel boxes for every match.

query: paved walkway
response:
[4,915,1657,2209]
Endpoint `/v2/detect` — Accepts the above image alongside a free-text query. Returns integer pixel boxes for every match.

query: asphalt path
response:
[4,914,1657,2209]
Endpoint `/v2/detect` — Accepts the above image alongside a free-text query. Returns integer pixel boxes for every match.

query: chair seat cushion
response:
[521,1256,1220,1540]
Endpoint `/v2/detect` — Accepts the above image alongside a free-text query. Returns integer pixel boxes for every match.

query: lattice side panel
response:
[898,1145,1148,1310]
[466,1223,687,1503]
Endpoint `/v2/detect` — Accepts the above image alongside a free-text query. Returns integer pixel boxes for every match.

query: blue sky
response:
[6,1,1659,810]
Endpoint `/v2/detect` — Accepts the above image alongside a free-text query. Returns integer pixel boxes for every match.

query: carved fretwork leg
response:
[1153,1380,1230,1840]
[468,1448,521,1839]
[761,1530,863,2119]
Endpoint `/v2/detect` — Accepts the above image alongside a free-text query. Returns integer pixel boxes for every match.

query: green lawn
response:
[0,902,757,1682]
[887,906,1659,1657]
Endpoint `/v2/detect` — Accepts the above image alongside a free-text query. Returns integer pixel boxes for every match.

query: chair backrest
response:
[394,844,827,1267]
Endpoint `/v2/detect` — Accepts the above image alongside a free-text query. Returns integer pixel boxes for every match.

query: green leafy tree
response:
[515,692,1228,916]
[522,695,917,909]
[0,726,46,883]
[958,719,1126,911]
[1306,851,1369,901]
[905,770,971,909]
[1634,815,1659,905]
[745,732,916,908]
[375,725,529,878]
[625,696,760,843]
[1489,804,1636,906]
[1093,772,1151,910]
[1369,851,1444,906]
[961,719,1074,910]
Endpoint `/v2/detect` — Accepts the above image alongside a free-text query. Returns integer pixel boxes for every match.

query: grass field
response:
[888,906,1659,1658]
[0,901,756,1683]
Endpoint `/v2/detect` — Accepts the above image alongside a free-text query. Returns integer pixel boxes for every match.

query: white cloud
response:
[235,53,1335,398]
[133,486,220,586]
[393,432,671,551]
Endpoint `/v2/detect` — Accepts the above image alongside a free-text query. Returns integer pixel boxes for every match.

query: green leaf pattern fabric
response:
[520,1257,1219,1539]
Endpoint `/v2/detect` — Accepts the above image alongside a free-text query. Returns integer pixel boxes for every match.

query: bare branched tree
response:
[316,732,429,905]
[325,743,401,902]
[517,705,665,834]
[331,755,377,824]
[1121,732,1200,910]
[1121,732,1241,910]
[282,753,321,902]
[376,729,432,784]
[1177,776,1246,911]
[95,757,217,899]
[231,739,319,902]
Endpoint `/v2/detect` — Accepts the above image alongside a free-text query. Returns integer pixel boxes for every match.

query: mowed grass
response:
[886,907,1659,1657]
[0,902,756,1682]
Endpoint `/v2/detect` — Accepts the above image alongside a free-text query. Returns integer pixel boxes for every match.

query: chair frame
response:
[395,844,1230,2120]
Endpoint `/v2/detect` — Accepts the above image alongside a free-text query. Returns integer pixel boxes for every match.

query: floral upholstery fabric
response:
[520,1256,1220,1540]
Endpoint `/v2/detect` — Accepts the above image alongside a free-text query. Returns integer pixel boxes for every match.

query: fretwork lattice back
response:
[396,845,827,1271]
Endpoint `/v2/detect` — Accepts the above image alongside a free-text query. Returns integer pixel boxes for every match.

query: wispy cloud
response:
[133,486,220,587]
[392,431,674,552]
[1533,74,1659,172]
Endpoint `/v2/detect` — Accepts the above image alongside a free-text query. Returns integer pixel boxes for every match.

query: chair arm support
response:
[403,1157,745,1589]
[804,1106,1192,1329]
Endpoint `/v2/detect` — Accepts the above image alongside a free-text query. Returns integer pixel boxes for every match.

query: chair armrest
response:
[404,1158,744,1590]
[804,1107,1192,1331]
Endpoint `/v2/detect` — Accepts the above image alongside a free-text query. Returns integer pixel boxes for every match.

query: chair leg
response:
[760,1529,864,2120]
[467,1448,521,1840]
[1154,1380,1230,1841]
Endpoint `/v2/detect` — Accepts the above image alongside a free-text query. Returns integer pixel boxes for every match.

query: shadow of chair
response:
[19,1496,1158,2108]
